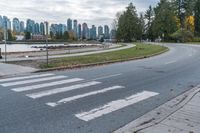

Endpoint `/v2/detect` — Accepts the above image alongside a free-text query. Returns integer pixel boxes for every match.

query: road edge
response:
[114,85,200,133]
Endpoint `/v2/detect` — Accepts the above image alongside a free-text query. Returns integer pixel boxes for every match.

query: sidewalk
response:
[115,86,200,133]
[0,63,37,76]
[140,92,200,133]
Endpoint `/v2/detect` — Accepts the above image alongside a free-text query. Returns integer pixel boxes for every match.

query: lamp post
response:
[44,21,49,66]
[4,25,7,62]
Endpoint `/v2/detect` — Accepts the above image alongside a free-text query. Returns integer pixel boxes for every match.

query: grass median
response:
[39,43,168,70]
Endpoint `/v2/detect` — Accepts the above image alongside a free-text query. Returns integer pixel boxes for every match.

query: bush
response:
[171,29,194,43]
[193,37,200,42]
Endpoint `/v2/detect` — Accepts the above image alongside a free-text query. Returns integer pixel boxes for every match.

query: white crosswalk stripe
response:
[0,73,160,122]
[1,75,67,87]
[26,81,101,99]
[12,78,84,92]
[0,73,54,83]
[46,86,125,107]
[75,91,159,121]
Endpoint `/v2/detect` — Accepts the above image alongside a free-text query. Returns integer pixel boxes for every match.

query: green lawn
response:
[40,43,168,69]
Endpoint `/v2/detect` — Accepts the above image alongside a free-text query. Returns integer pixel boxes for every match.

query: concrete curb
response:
[34,47,169,73]
[114,85,200,133]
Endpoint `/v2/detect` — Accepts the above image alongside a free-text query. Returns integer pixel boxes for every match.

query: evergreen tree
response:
[152,0,178,41]
[116,3,141,42]
[63,31,69,41]
[7,30,15,41]
[25,31,31,40]
[194,0,200,35]
[144,6,154,40]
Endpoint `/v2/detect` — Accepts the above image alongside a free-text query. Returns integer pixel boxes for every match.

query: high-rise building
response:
[67,18,72,31]
[73,20,78,38]
[98,26,103,37]
[26,19,35,34]
[89,25,96,40]
[82,23,88,39]
[104,25,110,39]
[62,24,67,33]
[20,21,25,33]
[34,23,40,34]
[78,24,82,39]
[50,24,58,35]
[2,16,11,30]
[13,18,20,33]
[110,29,116,39]
[40,22,45,35]
[0,15,3,28]
[7,19,11,30]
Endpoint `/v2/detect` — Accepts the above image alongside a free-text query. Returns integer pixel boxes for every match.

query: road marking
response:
[27,81,101,99]
[46,86,125,107]
[165,61,176,65]
[92,73,122,81]
[1,76,67,87]
[189,54,193,57]
[0,73,54,83]
[12,78,83,92]
[75,91,159,121]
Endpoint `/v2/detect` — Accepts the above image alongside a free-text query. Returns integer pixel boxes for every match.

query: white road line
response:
[46,86,125,107]
[1,76,67,87]
[165,61,176,65]
[92,73,122,81]
[27,81,101,99]
[75,91,159,121]
[12,78,83,92]
[0,73,54,83]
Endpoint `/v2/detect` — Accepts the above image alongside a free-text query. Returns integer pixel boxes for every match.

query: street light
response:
[4,25,7,62]
[44,21,49,66]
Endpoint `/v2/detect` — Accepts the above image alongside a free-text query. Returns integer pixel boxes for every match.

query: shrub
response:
[171,29,194,43]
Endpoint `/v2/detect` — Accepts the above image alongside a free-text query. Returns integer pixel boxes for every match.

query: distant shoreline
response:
[0,40,103,45]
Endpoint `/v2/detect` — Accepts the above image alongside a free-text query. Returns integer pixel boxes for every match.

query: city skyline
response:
[0,0,159,27]
[0,15,112,40]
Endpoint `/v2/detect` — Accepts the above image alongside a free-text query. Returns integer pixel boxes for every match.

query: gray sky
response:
[0,0,159,27]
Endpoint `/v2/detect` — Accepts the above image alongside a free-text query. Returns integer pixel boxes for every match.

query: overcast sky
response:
[0,0,159,27]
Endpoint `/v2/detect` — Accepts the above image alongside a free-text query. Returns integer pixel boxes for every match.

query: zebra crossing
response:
[0,73,159,122]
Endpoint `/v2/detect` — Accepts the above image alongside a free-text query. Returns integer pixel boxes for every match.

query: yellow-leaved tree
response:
[185,16,195,32]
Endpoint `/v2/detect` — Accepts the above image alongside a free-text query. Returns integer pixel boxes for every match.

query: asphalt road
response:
[0,43,200,133]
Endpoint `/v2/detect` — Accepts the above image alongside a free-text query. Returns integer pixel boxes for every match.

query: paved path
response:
[0,44,134,62]
[0,63,37,76]
[140,91,200,133]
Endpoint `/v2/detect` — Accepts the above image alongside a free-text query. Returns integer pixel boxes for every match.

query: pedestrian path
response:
[139,92,200,133]
[0,62,37,76]
[0,73,159,122]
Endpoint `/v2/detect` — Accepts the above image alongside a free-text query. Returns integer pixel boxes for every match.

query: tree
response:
[194,0,200,35]
[63,31,69,41]
[152,0,178,41]
[25,31,31,40]
[116,3,141,42]
[171,0,197,28]
[144,6,154,40]
[7,30,15,41]
[0,28,4,41]
[50,31,54,40]
[138,13,145,40]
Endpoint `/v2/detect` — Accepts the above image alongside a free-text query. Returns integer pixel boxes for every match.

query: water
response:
[0,44,64,52]
[0,43,101,53]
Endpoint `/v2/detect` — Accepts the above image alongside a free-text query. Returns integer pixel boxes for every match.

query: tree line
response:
[115,0,200,42]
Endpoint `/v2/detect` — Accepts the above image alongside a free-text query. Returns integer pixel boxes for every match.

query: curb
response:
[114,85,200,133]
[34,48,169,73]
